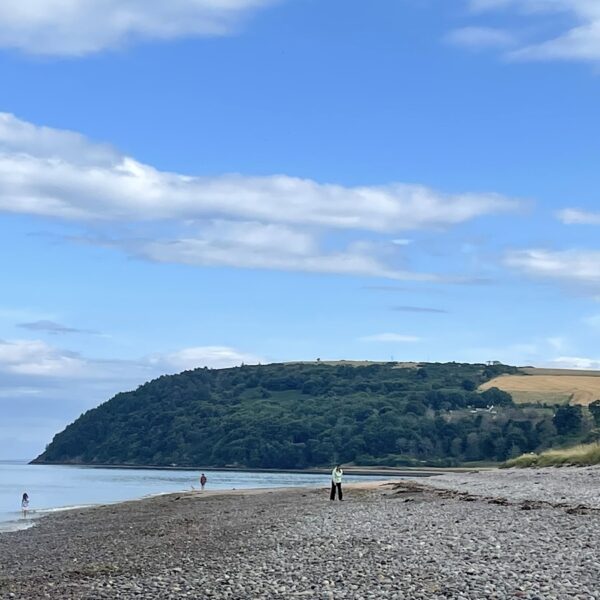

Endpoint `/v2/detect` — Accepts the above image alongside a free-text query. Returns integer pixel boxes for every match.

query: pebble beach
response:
[1,468,599,599]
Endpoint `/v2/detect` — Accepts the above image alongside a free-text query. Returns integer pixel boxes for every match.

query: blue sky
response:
[2,0,600,458]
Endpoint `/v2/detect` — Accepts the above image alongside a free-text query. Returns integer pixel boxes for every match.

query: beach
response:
[1,470,599,599]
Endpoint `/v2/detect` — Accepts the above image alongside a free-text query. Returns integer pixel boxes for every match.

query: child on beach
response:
[330,465,343,501]
[200,473,207,491]
[21,493,29,518]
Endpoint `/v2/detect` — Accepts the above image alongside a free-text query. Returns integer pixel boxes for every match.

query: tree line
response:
[34,362,599,468]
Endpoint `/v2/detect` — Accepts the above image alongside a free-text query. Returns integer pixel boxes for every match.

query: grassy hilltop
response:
[33,361,600,470]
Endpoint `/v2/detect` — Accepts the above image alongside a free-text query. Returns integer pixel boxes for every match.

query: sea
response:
[0,460,388,533]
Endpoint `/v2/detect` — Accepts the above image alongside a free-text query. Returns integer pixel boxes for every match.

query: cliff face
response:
[32,361,553,469]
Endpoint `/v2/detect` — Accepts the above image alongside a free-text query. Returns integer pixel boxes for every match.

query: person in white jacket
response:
[330,465,343,501]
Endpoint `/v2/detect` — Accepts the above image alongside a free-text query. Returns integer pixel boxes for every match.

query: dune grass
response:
[505,442,600,468]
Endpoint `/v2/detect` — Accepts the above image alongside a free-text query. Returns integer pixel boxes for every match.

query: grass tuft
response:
[505,442,600,468]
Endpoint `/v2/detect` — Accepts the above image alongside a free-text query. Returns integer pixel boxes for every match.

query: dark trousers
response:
[330,482,343,500]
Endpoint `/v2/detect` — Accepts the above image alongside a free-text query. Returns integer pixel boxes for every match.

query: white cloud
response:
[122,228,436,281]
[0,338,263,458]
[551,356,600,370]
[0,112,521,280]
[445,26,517,49]
[464,0,600,63]
[0,338,262,381]
[359,333,422,343]
[0,0,278,56]
[152,346,261,371]
[557,208,600,225]
[0,113,519,231]
[505,248,600,286]
[460,336,578,366]
[0,339,87,377]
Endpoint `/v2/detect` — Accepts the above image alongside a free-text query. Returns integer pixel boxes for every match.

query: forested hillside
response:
[33,362,594,468]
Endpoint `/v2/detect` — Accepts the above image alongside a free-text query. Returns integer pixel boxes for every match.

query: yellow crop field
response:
[480,370,600,406]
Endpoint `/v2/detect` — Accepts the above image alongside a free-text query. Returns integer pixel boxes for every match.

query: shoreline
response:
[28,461,474,477]
[3,470,598,598]
[0,478,399,535]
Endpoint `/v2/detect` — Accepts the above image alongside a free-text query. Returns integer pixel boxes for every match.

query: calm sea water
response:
[0,461,388,533]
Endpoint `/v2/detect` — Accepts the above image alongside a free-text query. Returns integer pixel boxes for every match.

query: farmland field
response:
[480,368,600,406]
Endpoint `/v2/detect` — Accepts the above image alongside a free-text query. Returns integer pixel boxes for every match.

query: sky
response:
[2,0,600,458]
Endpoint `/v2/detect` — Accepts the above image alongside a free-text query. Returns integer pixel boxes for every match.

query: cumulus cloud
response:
[359,333,422,343]
[463,0,600,63]
[0,338,261,382]
[0,339,87,378]
[0,112,520,280]
[0,0,278,56]
[505,248,600,286]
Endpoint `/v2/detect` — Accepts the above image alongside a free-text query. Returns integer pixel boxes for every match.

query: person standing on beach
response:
[21,493,29,518]
[200,473,207,491]
[330,465,343,501]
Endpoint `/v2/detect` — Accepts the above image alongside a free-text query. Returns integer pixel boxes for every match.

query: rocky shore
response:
[425,465,600,509]
[1,469,599,599]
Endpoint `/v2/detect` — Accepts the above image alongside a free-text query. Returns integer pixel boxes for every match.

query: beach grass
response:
[505,442,600,468]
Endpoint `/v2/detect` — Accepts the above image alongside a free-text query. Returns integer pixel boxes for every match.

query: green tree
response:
[480,387,513,407]
[33,361,566,468]
[462,379,477,392]
[589,400,600,427]
[553,405,583,435]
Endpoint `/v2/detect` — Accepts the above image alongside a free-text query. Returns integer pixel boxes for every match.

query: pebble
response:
[0,470,599,598]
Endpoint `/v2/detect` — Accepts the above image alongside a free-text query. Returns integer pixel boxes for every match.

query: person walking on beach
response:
[21,493,29,518]
[200,473,207,491]
[330,465,343,501]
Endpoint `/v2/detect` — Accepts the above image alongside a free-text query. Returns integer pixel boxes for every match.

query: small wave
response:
[34,504,96,515]
[0,504,96,533]
[0,519,36,533]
